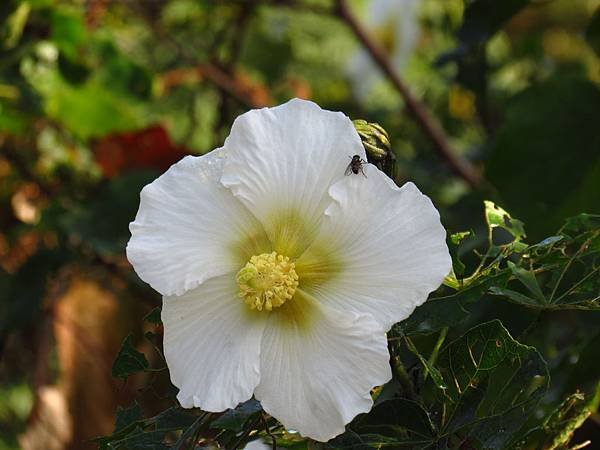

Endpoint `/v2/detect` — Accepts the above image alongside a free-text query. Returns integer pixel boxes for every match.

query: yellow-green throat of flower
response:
[236,251,299,311]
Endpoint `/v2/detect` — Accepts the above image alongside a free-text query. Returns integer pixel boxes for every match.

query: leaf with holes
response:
[433,320,548,448]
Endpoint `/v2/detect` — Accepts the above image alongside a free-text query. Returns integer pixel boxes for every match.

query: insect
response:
[345,155,367,177]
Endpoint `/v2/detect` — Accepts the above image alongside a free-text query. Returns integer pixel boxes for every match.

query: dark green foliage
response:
[586,7,600,56]
[459,0,528,45]
[490,214,600,310]
[351,321,547,449]
[210,399,262,432]
[434,320,548,448]
[114,402,143,434]
[487,77,600,240]
[111,334,149,379]
[144,307,162,325]
[97,406,203,450]
[515,389,600,450]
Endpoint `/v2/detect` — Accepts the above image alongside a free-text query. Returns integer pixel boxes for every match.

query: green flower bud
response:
[353,119,396,179]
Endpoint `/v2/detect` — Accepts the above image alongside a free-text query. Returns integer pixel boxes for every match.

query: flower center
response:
[236,252,299,312]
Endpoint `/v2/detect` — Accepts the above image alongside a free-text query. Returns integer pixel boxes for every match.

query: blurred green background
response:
[1,0,599,449]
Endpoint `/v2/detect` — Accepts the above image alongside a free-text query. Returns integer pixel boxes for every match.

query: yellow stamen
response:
[236,252,299,312]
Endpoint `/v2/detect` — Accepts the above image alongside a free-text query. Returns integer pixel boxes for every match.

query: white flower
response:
[244,438,271,450]
[126,99,450,442]
[347,0,421,100]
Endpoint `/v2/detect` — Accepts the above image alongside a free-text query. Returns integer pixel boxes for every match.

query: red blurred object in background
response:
[94,125,190,178]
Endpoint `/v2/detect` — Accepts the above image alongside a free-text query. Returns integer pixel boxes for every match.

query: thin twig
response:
[335,0,482,188]
[158,64,270,109]
[261,412,277,450]
[227,414,262,450]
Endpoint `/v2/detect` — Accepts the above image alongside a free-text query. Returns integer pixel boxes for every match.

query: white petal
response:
[255,292,391,442]
[162,274,267,411]
[244,439,271,450]
[298,164,451,331]
[220,98,366,258]
[127,151,268,296]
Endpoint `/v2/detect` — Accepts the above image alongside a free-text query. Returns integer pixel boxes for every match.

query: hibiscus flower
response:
[126,98,450,441]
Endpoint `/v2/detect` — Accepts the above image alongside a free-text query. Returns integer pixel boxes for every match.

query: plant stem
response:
[425,327,448,382]
[334,0,481,188]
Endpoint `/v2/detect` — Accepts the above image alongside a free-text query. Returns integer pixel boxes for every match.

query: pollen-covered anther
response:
[236,252,299,311]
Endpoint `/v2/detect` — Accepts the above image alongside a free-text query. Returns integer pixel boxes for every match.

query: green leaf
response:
[111,334,149,379]
[354,398,436,442]
[210,399,262,432]
[97,406,201,449]
[484,200,526,243]
[398,295,470,335]
[506,261,546,304]
[144,307,162,325]
[450,231,472,246]
[44,80,144,139]
[171,415,206,450]
[326,430,407,449]
[114,402,142,433]
[434,320,548,448]
[105,427,168,450]
[491,214,600,310]
[2,2,30,50]
[488,286,539,307]
[404,337,447,390]
[447,231,474,278]
[458,0,528,46]
[515,386,600,450]
[50,7,86,54]
[152,407,198,431]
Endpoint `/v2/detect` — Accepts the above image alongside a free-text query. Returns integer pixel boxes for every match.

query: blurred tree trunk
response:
[19,270,145,450]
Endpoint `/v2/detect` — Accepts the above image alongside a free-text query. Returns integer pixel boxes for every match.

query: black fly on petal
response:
[345,155,367,177]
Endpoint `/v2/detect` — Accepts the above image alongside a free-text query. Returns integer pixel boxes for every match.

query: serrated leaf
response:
[111,334,149,379]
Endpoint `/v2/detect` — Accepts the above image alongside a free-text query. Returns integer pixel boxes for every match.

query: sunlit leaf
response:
[514,387,600,450]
